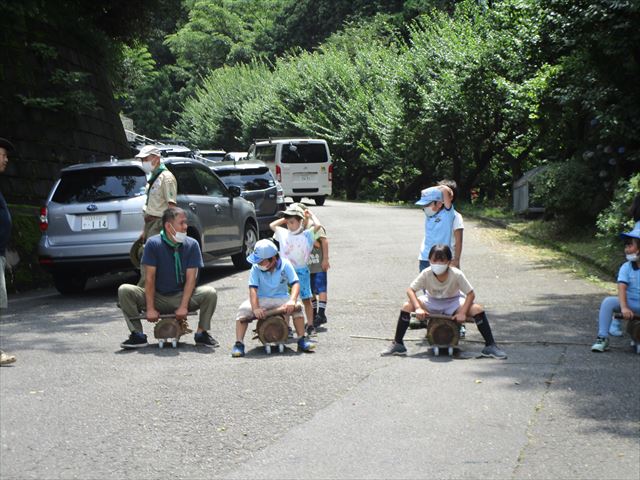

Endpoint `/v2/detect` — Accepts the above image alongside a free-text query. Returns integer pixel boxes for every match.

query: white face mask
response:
[627,253,639,262]
[291,223,304,234]
[141,160,155,174]
[257,258,274,271]
[423,206,437,217]
[170,224,187,243]
[431,263,449,275]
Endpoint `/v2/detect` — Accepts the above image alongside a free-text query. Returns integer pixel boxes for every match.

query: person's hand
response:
[321,259,330,271]
[453,311,467,323]
[146,307,160,323]
[175,306,188,320]
[415,307,428,320]
[284,300,296,314]
[253,307,266,320]
[621,307,635,321]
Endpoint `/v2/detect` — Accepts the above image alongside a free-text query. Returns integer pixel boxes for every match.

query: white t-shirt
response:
[450,211,464,259]
[409,266,473,299]
[273,226,316,269]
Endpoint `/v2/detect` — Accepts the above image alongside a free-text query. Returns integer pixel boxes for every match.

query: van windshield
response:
[281,143,328,164]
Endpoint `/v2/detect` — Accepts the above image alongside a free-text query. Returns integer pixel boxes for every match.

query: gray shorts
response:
[417,294,465,316]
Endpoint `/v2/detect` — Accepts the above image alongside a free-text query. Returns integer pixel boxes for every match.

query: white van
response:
[246,138,332,206]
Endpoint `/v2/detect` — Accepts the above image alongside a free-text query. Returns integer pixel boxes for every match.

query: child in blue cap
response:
[416,185,455,272]
[231,239,315,357]
[591,221,640,352]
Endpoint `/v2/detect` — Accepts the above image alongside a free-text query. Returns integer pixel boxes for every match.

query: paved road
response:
[1,200,638,480]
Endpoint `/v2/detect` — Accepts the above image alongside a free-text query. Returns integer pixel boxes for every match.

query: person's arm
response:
[618,283,634,320]
[407,288,428,319]
[452,228,463,268]
[175,267,197,320]
[454,290,475,323]
[320,236,330,271]
[438,185,453,209]
[270,218,286,232]
[145,265,159,322]
[249,287,266,319]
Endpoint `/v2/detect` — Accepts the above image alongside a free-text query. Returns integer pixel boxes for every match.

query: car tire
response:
[231,222,258,270]
[314,196,326,206]
[53,271,88,295]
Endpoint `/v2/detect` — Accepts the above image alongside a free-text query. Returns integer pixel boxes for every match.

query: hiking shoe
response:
[459,324,466,339]
[0,350,16,366]
[380,342,407,356]
[591,337,610,352]
[231,341,245,357]
[195,331,219,348]
[305,324,317,337]
[313,311,328,327]
[298,336,316,353]
[288,327,294,339]
[609,319,623,337]
[480,344,507,359]
[120,332,148,349]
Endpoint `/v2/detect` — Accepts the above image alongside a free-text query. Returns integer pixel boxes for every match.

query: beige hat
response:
[135,145,161,158]
[282,204,305,219]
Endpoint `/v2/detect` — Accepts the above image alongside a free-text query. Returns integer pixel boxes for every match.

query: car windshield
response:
[281,143,328,164]
[52,166,147,204]
[215,167,275,191]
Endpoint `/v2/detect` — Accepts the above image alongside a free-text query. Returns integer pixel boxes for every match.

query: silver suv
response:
[38,157,258,294]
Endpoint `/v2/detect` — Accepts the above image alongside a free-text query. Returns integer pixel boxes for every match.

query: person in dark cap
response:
[0,138,17,365]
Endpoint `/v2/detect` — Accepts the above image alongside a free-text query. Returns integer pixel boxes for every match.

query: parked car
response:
[197,149,226,163]
[208,160,285,236]
[38,157,258,294]
[246,138,332,206]
[223,151,248,162]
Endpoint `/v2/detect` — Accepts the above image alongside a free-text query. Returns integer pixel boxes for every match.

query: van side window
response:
[255,145,276,162]
[281,143,328,163]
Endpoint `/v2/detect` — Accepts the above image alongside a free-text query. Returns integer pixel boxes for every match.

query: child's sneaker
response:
[297,336,316,353]
[609,319,623,337]
[591,337,610,352]
[195,331,219,348]
[231,341,245,357]
[480,344,507,359]
[120,332,148,349]
[313,311,327,327]
[305,324,317,337]
[459,324,466,339]
[288,327,294,339]
[380,342,407,356]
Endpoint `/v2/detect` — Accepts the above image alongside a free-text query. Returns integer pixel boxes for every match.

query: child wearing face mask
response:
[415,185,455,272]
[381,244,507,359]
[591,222,640,352]
[270,204,324,337]
[231,239,313,357]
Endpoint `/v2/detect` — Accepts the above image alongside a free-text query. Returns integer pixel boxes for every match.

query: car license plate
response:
[297,173,315,182]
[81,214,108,230]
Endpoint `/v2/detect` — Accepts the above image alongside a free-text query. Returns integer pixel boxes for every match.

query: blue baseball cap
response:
[415,187,443,206]
[620,221,640,240]
[246,239,279,264]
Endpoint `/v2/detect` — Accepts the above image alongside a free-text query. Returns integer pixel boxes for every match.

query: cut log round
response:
[627,318,640,343]
[154,318,180,340]
[257,315,288,344]
[427,316,459,346]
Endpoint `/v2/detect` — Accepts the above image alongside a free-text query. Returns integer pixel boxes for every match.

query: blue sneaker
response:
[231,341,245,357]
[297,337,316,353]
[609,319,623,337]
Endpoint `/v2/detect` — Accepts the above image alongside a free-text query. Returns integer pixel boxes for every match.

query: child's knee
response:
[469,303,484,316]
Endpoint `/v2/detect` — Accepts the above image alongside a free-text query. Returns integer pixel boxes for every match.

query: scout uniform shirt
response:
[144,166,177,217]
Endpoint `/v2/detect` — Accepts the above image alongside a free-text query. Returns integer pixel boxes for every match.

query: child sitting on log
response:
[380,244,507,359]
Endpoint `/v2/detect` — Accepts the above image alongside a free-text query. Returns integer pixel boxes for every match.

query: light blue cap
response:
[620,221,640,240]
[415,187,443,206]
[246,239,278,264]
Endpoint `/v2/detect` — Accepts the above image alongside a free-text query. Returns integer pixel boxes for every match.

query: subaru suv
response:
[38,157,258,294]
[208,160,285,236]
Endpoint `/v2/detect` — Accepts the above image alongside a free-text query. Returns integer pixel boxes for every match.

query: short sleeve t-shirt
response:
[248,257,299,299]
[450,210,464,260]
[273,226,317,268]
[308,226,327,274]
[141,234,204,295]
[419,207,456,260]
[618,261,640,306]
[144,168,177,217]
[410,266,473,299]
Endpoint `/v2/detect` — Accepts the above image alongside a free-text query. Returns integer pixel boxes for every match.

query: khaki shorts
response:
[235,297,304,321]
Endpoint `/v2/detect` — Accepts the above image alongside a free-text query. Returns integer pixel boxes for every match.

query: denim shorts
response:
[295,266,312,300]
[311,271,328,294]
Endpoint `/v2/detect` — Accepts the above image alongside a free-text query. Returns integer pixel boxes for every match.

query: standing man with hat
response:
[0,138,17,365]
[134,145,177,286]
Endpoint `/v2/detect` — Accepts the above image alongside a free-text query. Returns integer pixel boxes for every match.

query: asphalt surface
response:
[1,199,638,480]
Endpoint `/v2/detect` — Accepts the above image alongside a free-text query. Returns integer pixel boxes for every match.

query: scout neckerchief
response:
[145,163,167,206]
[160,228,184,285]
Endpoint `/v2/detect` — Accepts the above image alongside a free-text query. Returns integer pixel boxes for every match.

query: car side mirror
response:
[228,185,242,198]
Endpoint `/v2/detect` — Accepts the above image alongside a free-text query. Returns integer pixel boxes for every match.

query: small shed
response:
[513,166,548,214]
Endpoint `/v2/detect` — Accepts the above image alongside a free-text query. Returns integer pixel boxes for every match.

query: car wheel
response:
[231,222,258,270]
[314,196,326,206]
[53,271,88,295]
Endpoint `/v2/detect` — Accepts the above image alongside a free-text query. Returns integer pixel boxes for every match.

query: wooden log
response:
[427,316,460,347]
[256,315,289,344]
[239,304,303,323]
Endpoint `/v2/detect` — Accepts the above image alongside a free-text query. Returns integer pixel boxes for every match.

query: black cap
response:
[0,138,15,152]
